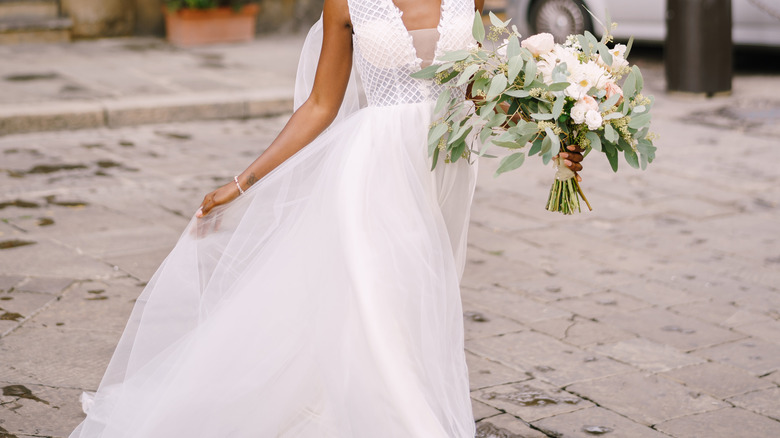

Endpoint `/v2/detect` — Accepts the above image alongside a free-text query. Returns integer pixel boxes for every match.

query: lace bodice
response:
[348,0,476,107]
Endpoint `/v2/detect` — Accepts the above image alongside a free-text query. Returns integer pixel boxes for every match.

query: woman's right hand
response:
[196,182,241,218]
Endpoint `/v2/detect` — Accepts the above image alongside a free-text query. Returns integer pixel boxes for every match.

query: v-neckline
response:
[388,0,446,68]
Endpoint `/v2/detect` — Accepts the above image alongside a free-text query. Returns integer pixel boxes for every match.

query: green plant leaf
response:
[495,152,526,176]
[603,141,619,172]
[507,56,523,83]
[552,96,565,119]
[599,92,621,112]
[585,131,602,152]
[540,135,552,157]
[489,11,505,29]
[597,42,613,67]
[523,60,537,88]
[528,137,543,156]
[531,113,554,120]
[456,64,480,86]
[410,64,439,79]
[492,140,524,149]
[486,74,508,100]
[438,50,471,62]
[472,10,485,43]
[548,82,570,92]
[628,112,651,129]
[625,35,635,58]
[622,70,637,101]
[504,89,530,98]
[603,112,624,121]
[431,146,440,169]
[427,122,448,148]
[624,148,640,169]
[516,120,539,135]
[434,89,451,115]
[507,35,521,59]
[633,65,644,93]
[605,123,619,143]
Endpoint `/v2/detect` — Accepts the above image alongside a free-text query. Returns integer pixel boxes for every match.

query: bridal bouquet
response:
[412,12,657,214]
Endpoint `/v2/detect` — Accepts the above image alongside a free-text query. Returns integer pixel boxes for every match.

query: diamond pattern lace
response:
[348,0,476,107]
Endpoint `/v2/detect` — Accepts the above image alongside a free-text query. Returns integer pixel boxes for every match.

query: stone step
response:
[0,16,71,44]
[0,0,59,20]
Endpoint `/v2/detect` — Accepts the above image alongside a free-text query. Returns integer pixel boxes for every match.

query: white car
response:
[506,0,780,46]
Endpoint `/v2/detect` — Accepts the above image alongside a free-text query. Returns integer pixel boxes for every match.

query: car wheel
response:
[529,0,593,43]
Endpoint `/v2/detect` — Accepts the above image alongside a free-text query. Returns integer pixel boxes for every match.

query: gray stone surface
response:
[476,413,548,438]
[532,407,671,438]
[567,372,728,426]
[0,38,779,437]
[655,408,780,438]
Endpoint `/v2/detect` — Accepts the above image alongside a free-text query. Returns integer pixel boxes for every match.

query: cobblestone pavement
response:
[1,47,780,437]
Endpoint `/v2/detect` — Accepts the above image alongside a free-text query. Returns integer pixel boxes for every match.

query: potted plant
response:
[163,0,260,47]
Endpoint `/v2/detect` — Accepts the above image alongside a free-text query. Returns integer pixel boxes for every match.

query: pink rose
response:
[605,81,624,105]
[521,33,555,57]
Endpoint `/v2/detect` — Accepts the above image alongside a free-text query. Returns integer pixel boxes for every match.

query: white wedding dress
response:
[70,1,478,436]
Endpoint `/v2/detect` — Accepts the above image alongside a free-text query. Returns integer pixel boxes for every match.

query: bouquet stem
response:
[545,154,593,215]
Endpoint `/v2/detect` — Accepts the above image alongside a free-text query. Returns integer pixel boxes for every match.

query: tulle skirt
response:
[69,101,478,438]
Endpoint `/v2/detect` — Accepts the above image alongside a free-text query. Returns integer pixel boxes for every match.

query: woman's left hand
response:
[556,145,584,182]
[196,182,240,218]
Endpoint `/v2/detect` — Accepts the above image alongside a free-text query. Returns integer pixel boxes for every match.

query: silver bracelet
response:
[234,176,245,195]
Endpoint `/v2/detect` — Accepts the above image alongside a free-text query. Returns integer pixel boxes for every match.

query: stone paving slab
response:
[655,408,780,438]
[660,361,775,399]
[567,372,729,426]
[532,406,672,438]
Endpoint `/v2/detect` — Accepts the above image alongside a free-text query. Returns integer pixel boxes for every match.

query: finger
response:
[563,160,583,172]
[567,144,583,152]
[576,174,582,182]
[565,152,583,163]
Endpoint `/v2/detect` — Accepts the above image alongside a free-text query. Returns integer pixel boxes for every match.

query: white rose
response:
[597,43,630,71]
[537,45,578,85]
[585,109,603,131]
[570,103,588,124]
[521,33,555,57]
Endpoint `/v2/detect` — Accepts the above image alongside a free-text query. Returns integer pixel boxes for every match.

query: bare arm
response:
[198,0,353,217]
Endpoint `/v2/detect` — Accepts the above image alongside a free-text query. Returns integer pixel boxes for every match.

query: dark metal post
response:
[665,0,733,95]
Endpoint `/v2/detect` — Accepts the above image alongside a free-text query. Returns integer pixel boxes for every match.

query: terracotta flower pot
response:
[163,4,260,47]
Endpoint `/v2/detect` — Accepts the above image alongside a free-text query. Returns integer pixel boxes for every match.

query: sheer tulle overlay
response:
[71,0,478,436]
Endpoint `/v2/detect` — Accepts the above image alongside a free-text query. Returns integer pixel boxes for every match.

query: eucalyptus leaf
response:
[603,112,624,121]
[577,35,591,56]
[427,122,448,147]
[551,62,569,83]
[625,35,634,58]
[523,60,537,88]
[599,92,621,112]
[517,120,539,136]
[604,123,618,143]
[504,89,530,98]
[450,138,468,162]
[628,112,651,129]
[508,56,523,83]
[540,135,552,157]
[624,148,640,169]
[545,127,561,154]
[495,152,526,176]
[456,64,480,86]
[489,11,505,29]
[531,113,554,120]
[528,137,543,156]
[479,100,498,118]
[552,96,565,119]
[585,131,602,152]
[436,62,455,73]
[492,140,524,149]
[472,10,485,43]
[622,70,636,100]
[640,151,648,170]
[410,64,439,79]
[431,147,440,170]
[633,65,644,92]
[632,104,646,114]
[603,141,619,172]
[507,35,521,59]
[434,89,451,115]
[548,82,570,92]
[486,74,508,100]
[597,42,613,67]
[449,122,471,145]
[437,50,470,62]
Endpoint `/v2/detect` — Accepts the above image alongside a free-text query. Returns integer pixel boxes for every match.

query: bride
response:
[70,0,583,436]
